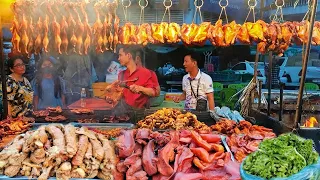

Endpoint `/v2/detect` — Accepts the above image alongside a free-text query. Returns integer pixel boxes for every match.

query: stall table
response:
[68,98,113,110]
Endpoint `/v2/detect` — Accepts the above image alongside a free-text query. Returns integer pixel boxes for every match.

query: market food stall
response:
[0,0,320,179]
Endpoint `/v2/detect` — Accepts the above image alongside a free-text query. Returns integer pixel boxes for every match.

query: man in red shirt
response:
[134,50,160,97]
[116,46,157,109]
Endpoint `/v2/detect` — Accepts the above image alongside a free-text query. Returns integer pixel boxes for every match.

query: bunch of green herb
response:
[243,133,319,178]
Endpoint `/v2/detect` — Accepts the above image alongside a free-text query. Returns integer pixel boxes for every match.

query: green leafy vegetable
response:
[243,133,319,179]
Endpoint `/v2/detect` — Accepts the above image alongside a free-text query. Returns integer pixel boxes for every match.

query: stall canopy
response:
[202,0,252,23]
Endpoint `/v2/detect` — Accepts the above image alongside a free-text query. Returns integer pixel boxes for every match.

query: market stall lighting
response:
[302,116,318,128]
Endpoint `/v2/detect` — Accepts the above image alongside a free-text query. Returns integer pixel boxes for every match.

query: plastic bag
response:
[240,157,320,180]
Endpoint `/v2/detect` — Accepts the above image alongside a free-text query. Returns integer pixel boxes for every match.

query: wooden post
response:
[294,0,318,128]
[260,0,265,19]
[258,80,262,109]
[267,52,273,116]
[0,16,8,119]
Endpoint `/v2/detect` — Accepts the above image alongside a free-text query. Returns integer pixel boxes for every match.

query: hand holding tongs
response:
[105,77,139,92]
[119,77,139,89]
[220,135,235,162]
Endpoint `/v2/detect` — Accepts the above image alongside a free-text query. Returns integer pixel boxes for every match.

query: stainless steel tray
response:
[71,122,135,129]
[31,123,135,130]
[0,176,99,180]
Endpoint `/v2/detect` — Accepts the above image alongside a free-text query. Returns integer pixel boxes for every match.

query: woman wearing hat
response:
[32,56,66,110]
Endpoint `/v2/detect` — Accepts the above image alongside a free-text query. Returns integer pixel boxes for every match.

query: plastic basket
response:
[209,72,241,82]
[92,82,109,98]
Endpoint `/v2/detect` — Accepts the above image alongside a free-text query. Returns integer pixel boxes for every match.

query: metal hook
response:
[122,0,131,8]
[163,0,172,8]
[194,0,204,8]
[275,0,284,7]
[248,0,257,8]
[219,0,228,7]
[193,0,204,23]
[139,0,148,9]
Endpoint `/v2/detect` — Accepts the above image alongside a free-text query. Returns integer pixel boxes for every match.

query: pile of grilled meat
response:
[114,128,241,180]
[137,108,211,133]
[0,124,117,179]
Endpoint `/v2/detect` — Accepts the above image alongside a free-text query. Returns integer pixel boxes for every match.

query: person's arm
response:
[30,78,38,110]
[7,104,12,118]
[155,86,161,97]
[173,91,186,103]
[130,85,155,97]
[129,71,156,96]
[60,77,67,108]
[206,92,215,110]
[204,75,215,110]
[151,71,161,97]
[33,95,39,111]
[174,77,186,103]
[61,94,66,109]
[6,78,15,117]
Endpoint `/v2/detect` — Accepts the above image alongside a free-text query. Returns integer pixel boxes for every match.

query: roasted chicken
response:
[93,4,104,53]
[192,22,210,46]
[113,16,120,52]
[207,20,225,46]
[27,17,35,58]
[223,21,240,46]
[165,22,181,44]
[34,17,43,55]
[10,16,20,53]
[119,23,137,45]
[42,15,49,53]
[312,21,320,45]
[107,13,114,51]
[151,22,168,43]
[246,20,267,42]
[137,23,154,46]
[237,24,250,44]
[52,16,62,54]
[103,15,109,50]
[181,23,198,45]
[60,16,69,54]
[82,4,91,55]
[75,9,84,55]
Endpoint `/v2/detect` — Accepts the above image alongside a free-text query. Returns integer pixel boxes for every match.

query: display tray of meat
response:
[77,118,99,123]
[71,123,134,140]
[114,128,241,180]
[32,106,62,118]
[70,108,94,115]
[46,106,63,113]
[137,108,212,133]
[0,116,35,146]
[211,119,276,162]
[0,124,117,179]
[33,109,135,124]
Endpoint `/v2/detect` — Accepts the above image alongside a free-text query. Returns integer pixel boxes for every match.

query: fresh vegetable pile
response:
[243,133,319,179]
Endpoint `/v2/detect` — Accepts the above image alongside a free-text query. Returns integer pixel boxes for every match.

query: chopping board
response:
[68,98,114,110]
